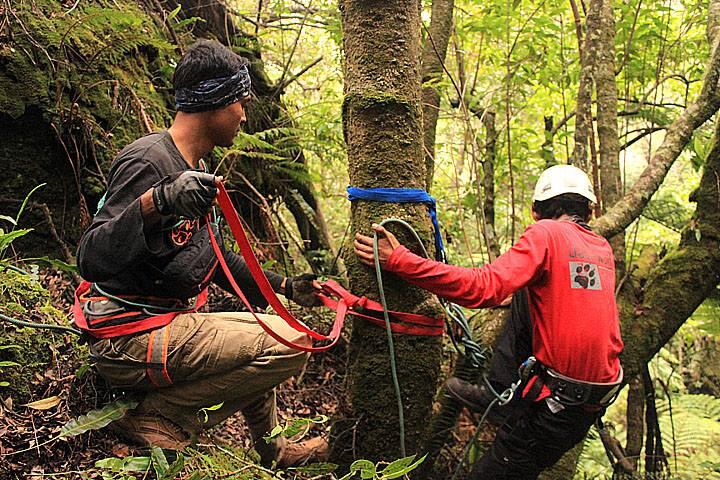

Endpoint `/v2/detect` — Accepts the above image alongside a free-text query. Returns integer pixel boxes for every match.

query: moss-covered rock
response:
[0,0,176,256]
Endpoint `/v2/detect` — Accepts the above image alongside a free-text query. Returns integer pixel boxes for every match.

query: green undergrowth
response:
[0,267,70,400]
[575,338,720,480]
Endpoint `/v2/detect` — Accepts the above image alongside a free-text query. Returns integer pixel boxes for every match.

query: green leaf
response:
[204,402,224,411]
[151,446,169,476]
[15,183,46,224]
[350,459,376,479]
[0,229,32,253]
[25,256,79,273]
[0,361,20,368]
[159,453,185,480]
[263,415,329,442]
[263,424,285,443]
[166,4,181,21]
[0,215,16,226]
[197,401,224,423]
[173,17,204,30]
[0,381,9,387]
[76,363,92,379]
[379,454,426,479]
[0,345,20,351]
[60,399,139,437]
[95,456,151,472]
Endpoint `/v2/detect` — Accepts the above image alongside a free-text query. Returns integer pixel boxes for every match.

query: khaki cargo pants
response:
[89,311,310,457]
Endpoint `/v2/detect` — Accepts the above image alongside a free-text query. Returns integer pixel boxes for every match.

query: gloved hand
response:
[285,273,322,307]
[153,171,218,218]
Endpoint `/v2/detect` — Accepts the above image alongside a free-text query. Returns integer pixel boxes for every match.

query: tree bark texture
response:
[421,0,455,191]
[537,442,585,480]
[592,0,626,273]
[594,0,621,210]
[542,116,556,167]
[482,111,500,260]
[333,0,444,463]
[571,1,599,173]
[624,375,645,472]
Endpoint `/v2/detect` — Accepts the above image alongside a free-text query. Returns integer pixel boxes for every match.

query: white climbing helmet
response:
[532,164,597,204]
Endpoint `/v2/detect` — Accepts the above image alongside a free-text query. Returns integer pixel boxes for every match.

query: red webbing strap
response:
[210,188,342,352]
[146,325,173,387]
[318,280,445,336]
[72,280,209,339]
[212,183,445,352]
[72,184,444,344]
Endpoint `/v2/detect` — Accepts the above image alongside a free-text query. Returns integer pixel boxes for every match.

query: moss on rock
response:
[0,0,176,255]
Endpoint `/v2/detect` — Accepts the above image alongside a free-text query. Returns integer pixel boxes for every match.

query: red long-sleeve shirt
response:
[385,219,623,383]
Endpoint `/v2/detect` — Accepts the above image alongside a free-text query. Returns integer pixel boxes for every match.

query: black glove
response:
[153,171,218,218]
[285,273,322,307]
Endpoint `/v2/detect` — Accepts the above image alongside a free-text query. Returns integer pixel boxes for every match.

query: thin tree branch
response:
[273,56,323,95]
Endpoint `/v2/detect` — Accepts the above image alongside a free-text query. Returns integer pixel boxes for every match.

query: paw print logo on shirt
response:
[569,262,602,290]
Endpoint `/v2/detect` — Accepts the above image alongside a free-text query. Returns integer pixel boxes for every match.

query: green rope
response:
[0,313,81,335]
[373,218,425,458]
[92,282,200,314]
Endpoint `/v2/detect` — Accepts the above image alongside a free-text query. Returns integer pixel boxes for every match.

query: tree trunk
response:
[624,375,645,472]
[421,0,455,191]
[592,33,720,238]
[538,443,585,480]
[482,111,500,260]
[542,116,556,168]
[332,0,444,464]
[571,1,598,173]
[592,0,625,274]
[620,115,720,379]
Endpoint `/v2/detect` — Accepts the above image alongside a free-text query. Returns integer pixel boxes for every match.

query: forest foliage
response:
[1,0,720,478]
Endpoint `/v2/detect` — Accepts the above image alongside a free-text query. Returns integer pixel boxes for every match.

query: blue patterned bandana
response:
[174,65,251,113]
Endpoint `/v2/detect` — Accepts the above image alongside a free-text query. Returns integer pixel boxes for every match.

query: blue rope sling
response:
[347,187,447,263]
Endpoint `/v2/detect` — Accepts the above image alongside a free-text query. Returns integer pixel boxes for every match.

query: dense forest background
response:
[1,0,719,478]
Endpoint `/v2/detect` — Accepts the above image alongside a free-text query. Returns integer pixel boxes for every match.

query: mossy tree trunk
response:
[331,0,444,464]
[0,0,173,258]
[619,118,720,378]
[593,0,626,276]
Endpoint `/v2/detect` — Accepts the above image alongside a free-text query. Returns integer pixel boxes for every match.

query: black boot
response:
[445,377,515,424]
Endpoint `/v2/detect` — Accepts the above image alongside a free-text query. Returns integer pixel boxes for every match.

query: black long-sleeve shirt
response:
[77,131,283,307]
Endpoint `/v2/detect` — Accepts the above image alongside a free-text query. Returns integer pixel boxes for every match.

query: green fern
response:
[575,392,720,479]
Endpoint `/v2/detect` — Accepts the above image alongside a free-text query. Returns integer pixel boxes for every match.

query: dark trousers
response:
[470,290,600,479]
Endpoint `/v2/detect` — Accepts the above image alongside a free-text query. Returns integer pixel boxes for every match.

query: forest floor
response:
[0,270,478,479]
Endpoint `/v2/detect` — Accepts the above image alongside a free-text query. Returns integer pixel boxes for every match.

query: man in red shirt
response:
[354,165,623,479]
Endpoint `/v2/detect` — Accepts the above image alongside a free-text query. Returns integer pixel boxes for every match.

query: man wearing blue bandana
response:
[76,40,327,466]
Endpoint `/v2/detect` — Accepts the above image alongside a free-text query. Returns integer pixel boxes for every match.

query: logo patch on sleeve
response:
[570,262,601,290]
[171,219,200,246]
